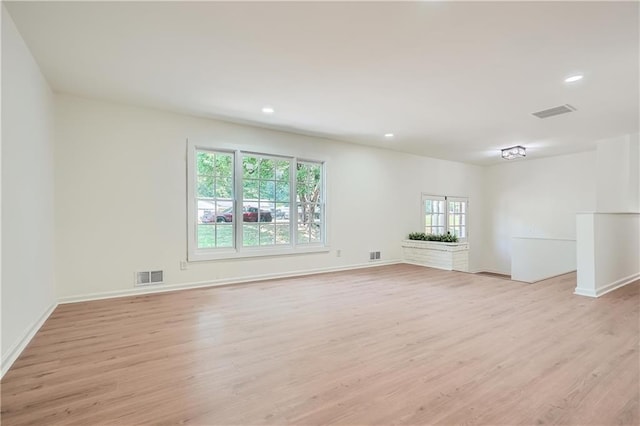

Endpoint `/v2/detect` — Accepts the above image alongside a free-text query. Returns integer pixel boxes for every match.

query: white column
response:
[576,212,640,297]
[575,214,597,296]
[576,134,640,297]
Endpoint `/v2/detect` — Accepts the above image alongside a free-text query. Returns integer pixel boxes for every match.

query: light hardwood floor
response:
[1,264,638,425]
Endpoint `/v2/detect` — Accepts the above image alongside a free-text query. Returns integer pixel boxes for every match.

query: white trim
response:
[58,260,402,304]
[475,268,511,276]
[511,236,576,242]
[574,287,598,298]
[402,260,451,271]
[575,272,640,298]
[187,139,330,164]
[401,240,469,250]
[188,246,330,262]
[1,302,57,378]
[186,139,199,261]
[528,270,576,284]
[576,212,640,215]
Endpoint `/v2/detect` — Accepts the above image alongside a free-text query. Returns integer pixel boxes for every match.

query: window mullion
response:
[234,150,243,251]
[445,198,449,234]
[291,157,297,247]
[320,162,326,243]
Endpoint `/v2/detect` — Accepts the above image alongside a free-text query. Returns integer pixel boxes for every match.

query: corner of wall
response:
[1,4,57,376]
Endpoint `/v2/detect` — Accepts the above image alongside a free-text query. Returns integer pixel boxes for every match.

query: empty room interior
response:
[2,1,640,425]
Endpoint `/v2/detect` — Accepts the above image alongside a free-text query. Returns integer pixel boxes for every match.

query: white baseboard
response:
[574,287,598,297]
[529,270,577,284]
[401,260,451,271]
[1,302,58,379]
[594,272,640,297]
[401,261,473,273]
[475,268,511,276]
[58,260,402,304]
[574,272,640,298]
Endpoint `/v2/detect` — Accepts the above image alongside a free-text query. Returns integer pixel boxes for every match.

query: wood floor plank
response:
[1,265,638,425]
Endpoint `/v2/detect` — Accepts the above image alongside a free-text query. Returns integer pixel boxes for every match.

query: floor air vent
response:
[136,270,164,286]
[532,104,576,119]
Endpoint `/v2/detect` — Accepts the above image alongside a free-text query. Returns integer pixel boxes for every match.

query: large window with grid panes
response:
[187,143,326,261]
[421,194,468,240]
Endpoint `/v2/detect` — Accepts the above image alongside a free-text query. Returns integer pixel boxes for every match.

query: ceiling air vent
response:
[532,104,576,119]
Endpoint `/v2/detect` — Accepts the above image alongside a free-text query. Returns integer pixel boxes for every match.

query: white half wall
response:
[482,152,596,275]
[54,94,485,300]
[511,237,576,283]
[575,213,640,297]
[1,6,57,375]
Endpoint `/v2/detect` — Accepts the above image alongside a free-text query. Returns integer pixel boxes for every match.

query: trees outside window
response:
[188,145,325,260]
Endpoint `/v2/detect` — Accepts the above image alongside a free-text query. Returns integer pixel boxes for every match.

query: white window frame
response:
[187,141,328,261]
[421,195,446,235]
[421,194,468,241]
[238,151,294,250]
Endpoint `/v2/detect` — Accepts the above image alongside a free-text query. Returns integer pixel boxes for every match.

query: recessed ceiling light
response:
[564,74,583,83]
[262,105,275,114]
[384,133,394,138]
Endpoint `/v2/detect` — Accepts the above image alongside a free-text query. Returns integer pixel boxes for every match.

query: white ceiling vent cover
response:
[135,270,164,286]
[532,104,576,119]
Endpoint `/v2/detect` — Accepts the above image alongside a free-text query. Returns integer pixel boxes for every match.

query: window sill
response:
[188,245,330,262]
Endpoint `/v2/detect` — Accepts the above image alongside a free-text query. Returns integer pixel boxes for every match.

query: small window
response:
[241,154,291,247]
[447,197,467,239]
[423,196,446,235]
[421,194,468,241]
[296,161,324,244]
[195,150,235,249]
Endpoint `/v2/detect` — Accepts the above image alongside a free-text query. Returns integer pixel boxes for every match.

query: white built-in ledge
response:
[511,237,576,283]
[401,240,469,272]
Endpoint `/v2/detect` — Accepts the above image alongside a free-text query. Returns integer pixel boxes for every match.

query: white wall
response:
[54,94,485,300]
[1,6,57,374]
[511,237,576,283]
[483,152,596,275]
[596,134,640,212]
[631,135,640,212]
[0,5,3,378]
[575,213,640,297]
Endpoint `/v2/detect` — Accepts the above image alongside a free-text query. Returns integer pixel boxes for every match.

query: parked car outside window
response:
[218,206,273,223]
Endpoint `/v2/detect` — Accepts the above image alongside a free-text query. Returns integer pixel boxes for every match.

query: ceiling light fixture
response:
[564,74,583,83]
[262,105,275,114]
[384,133,394,138]
[501,145,526,160]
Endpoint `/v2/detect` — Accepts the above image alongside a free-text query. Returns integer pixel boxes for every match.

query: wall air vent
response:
[135,270,164,286]
[532,104,576,119]
[369,251,381,261]
[136,271,150,285]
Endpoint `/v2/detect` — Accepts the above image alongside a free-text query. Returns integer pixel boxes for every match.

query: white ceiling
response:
[5,1,639,165]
